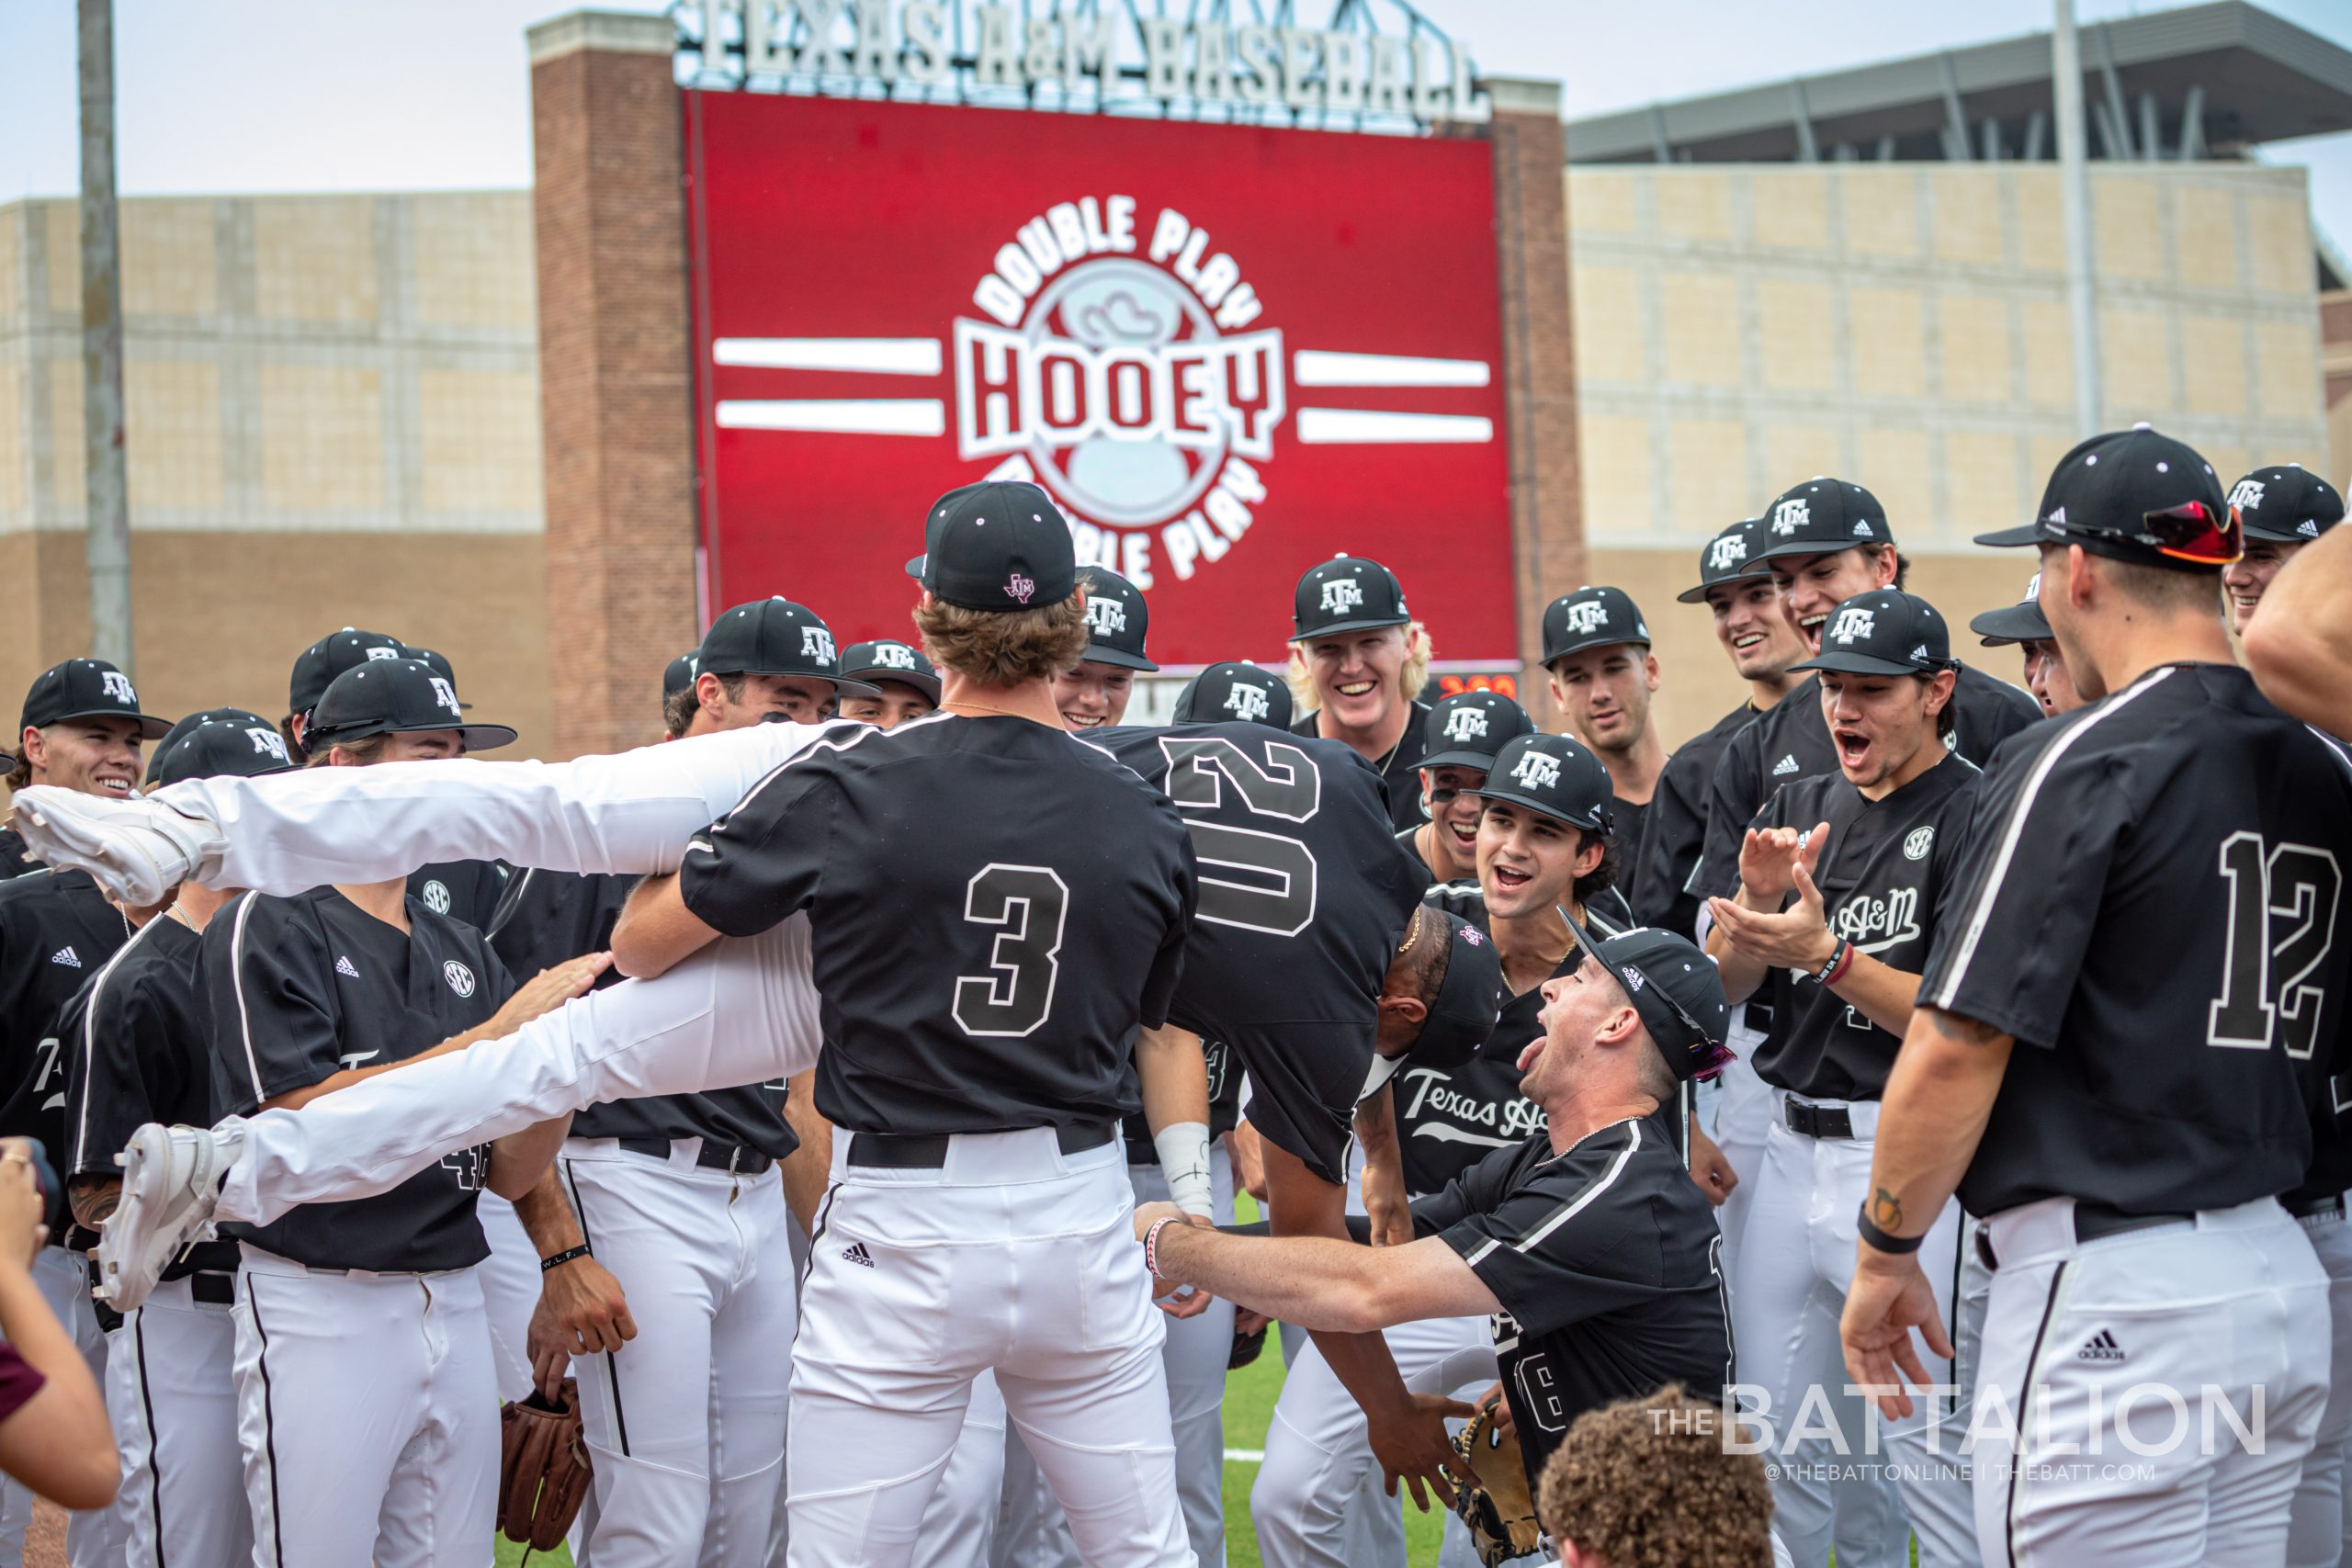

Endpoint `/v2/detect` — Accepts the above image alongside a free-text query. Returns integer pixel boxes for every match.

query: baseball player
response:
[1692,478,2041,910]
[278,626,404,758]
[1396,691,1533,888]
[1842,425,2352,1565]
[1171,663,1290,730]
[201,656,601,1565]
[1052,567,1155,729]
[1540,586,1666,878]
[1703,588,1984,1568]
[0,658,166,1567]
[692,596,874,725]
[2243,521,2352,738]
[2223,464,2343,635]
[59,718,295,1567]
[836,639,942,728]
[1139,923,1736,1504]
[1969,575,2083,719]
[1288,555,1434,833]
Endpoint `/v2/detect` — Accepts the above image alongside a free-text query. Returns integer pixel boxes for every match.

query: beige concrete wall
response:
[0,193,553,764]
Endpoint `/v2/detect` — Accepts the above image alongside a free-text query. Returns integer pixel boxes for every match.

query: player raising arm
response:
[2242,514,2352,739]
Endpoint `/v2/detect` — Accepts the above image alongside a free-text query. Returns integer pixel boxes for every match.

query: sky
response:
[3,0,2349,253]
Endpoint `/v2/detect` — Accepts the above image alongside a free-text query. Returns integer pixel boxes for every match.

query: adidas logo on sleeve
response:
[50,947,81,969]
[2077,1329,2125,1364]
[1772,755,1800,777]
[335,955,361,979]
[842,1242,876,1269]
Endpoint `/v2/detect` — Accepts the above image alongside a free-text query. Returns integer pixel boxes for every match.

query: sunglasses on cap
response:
[1556,907,1736,1084]
[2046,500,2243,567]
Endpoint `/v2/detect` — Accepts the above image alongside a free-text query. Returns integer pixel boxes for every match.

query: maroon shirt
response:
[0,1344,45,1424]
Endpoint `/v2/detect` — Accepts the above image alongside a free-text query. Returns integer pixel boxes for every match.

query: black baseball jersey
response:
[204,887,515,1272]
[1694,665,2039,903]
[1611,795,1650,907]
[1082,722,1426,1182]
[60,915,241,1279]
[1920,663,2352,1216]
[1412,1109,1732,1486]
[1122,1036,1245,1165]
[0,828,35,882]
[1398,884,1630,1195]
[0,870,130,1170]
[1742,754,1980,1101]
[1291,701,1432,834]
[410,858,510,933]
[1628,703,1756,939]
[487,867,797,1160]
[679,715,1195,1137]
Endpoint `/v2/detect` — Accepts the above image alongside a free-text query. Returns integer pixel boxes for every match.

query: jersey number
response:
[2209,831,2343,1058]
[953,864,1069,1038]
[1158,736,1320,937]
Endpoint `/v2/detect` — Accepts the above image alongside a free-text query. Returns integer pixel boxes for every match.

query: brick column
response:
[1476,78,1580,729]
[528,11,699,758]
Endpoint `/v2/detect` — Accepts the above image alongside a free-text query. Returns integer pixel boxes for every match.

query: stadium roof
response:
[1563,1,2352,166]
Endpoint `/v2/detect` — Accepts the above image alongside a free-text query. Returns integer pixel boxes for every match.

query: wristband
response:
[1143,1216,1182,1281]
[1855,1206,1924,1255]
[538,1244,592,1272]
[1814,940,1855,987]
[1152,1121,1216,1219]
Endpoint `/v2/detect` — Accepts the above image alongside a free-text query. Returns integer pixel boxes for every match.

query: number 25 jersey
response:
[1920,663,2352,1217]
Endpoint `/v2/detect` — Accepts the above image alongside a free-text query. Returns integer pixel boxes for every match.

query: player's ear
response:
[1376,993,1429,1026]
[2065,545,2094,608]
[1925,668,1957,720]
[1573,831,1607,881]
[1645,652,1661,692]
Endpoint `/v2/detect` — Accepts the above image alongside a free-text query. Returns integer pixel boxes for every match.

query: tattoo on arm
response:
[1869,1187,1904,1232]
[1927,1007,2005,1046]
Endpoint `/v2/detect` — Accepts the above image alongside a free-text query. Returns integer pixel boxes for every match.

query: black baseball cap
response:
[906,481,1079,612]
[662,650,701,702]
[1754,478,1894,564]
[146,707,278,785]
[1467,733,1613,836]
[1292,554,1411,641]
[288,628,407,717]
[1077,569,1157,672]
[839,639,942,702]
[1577,922,1735,1083]
[150,717,299,787]
[402,647,473,711]
[1173,663,1292,728]
[1976,424,2235,574]
[1402,910,1505,1072]
[1679,518,1772,604]
[1420,691,1534,772]
[2231,466,2345,544]
[20,660,171,741]
[307,658,517,751]
[1790,590,1955,678]
[1972,576,2052,647]
[1541,586,1651,666]
[698,600,879,696]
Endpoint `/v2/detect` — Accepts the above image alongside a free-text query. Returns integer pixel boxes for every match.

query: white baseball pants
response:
[1733,1104,1982,1568]
[476,1190,539,1404]
[2289,1209,2352,1568]
[1973,1195,2329,1566]
[0,1249,123,1568]
[107,1271,249,1568]
[232,1249,498,1567]
[790,1129,1192,1568]
[560,1142,796,1568]
[998,1152,1237,1568]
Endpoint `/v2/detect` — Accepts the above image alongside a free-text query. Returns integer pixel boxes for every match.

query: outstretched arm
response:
[2245,526,2352,736]
[1139,1201,1498,1331]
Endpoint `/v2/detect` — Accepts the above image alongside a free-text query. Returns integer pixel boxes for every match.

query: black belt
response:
[187,1270,236,1306]
[616,1136,774,1177]
[1973,1201,2193,1271]
[2288,1191,2349,1221]
[1782,1100,1856,1140]
[847,1122,1114,1169]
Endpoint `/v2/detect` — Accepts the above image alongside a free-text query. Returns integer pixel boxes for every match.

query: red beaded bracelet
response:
[1144,1216,1182,1281]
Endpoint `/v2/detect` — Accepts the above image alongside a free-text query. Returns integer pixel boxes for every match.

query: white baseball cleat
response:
[7,785,225,906]
[96,1123,232,1311]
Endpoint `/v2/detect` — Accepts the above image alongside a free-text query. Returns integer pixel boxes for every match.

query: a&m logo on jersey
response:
[1086,595,1127,637]
[2229,479,2266,513]
[1708,534,1748,572]
[1562,600,1608,636]
[1442,705,1488,742]
[1771,498,1811,536]
[443,959,477,998]
[1827,606,1875,645]
[799,626,837,663]
[99,671,136,705]
[1510,750,1561,791]
[1224,683,1270,722]
[1319,576,1364,615]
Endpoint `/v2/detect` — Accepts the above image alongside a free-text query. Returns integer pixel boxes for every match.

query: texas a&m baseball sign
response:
[684,90,1516,664]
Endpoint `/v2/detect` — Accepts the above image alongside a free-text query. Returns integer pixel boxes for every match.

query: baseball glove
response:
[498,1378,593,1551]
[1450,1395,1543,1566]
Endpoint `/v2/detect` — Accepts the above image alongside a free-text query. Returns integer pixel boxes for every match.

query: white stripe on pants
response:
[560,1143,796,1568]
[789,1129,1192,1568]
[1973,1196,2329,1567]
[2288,1210,2352,1568]
[0,1249,122,1568]
[232,1251,497,1567]
[107,1272,249,1568]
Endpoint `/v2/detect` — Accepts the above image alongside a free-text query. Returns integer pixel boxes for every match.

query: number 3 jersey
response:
[679,714,1196,1138]
[1081,722,1428,1184]
[1920,662,2352,1217]
[202,886,518,1272]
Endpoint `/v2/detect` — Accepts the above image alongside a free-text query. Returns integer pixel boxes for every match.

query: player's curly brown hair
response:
[912,589,1091,688]
[1536,1386,1775,1568]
